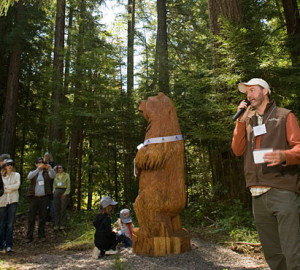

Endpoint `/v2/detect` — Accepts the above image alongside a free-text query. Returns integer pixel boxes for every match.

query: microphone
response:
[232,99,251,121]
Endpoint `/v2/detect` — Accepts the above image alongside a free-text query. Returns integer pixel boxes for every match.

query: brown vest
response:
[244,101,299,193]
[26,169,52,196]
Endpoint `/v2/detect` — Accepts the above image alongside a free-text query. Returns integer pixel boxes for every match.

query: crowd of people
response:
[0,152,70,252]
[0,152,134,257]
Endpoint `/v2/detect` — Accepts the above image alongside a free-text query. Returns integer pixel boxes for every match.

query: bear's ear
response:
[157,92,165,98]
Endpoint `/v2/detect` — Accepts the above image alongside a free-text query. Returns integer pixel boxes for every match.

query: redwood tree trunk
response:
[0,0,23,156]
[127,0,135,96]
[68,128,79,209]
[64,4,74,92]
[69,0,85,208]
[49,0,66,145]
[121,0,136,205]
[208,0,242,35]
[207,0,249,205]
[87,138,94,210]
[157,0,169,94]
[76,131,83,210]
[281,0,300,65]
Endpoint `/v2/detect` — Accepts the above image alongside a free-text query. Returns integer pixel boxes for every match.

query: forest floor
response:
[0,214,270,270]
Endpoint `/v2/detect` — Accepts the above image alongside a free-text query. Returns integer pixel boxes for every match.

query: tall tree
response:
[120,0,137,205]
[157,0,169,94]
[281,0,300,66]
[208,0,242,35]
[68,0,86,209]
[207,0,249,205]
[135,0,157,95]
[49,0,66,160]
[64,3,74,93]
[208,0,242,68]
[127,0,135,96]
[87,138,94,210]
[0,0,24,156]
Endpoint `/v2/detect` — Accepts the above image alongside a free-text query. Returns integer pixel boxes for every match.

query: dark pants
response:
[26,196,49,240]
[53,189,68,227]
[95,231,117,256]
[47,197,55,224]
[117,234,132,247]
[96,237,117,257]
[253,188,300,270]
[0,202,18,249]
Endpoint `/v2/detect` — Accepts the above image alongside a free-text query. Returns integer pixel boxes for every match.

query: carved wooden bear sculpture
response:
[133,92,191,256]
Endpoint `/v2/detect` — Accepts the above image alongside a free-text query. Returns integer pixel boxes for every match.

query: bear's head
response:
[138,92,181,139]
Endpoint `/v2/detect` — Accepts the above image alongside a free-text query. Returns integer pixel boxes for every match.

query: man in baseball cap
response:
[238,78,271,94]
[232,78,300,269]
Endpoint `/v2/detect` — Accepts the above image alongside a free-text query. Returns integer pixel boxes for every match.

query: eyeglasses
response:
[37,161,43,164]
[5,163,13,167]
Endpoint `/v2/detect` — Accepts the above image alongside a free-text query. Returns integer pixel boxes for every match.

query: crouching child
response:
[114,208,134,248]
[93,196,118,258]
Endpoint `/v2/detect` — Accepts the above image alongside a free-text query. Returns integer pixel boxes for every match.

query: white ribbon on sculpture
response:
[134,135,184,176]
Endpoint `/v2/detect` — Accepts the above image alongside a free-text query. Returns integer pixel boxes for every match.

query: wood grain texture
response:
[133,92,191,256]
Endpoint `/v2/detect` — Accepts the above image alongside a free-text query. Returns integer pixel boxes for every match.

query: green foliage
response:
[65,210,96,241]
[213,200,255,233]
[229,227,259,243]
[183,199,259,243]
[0,0,18,16]
[215,0,300,115]
[59,210,96,250]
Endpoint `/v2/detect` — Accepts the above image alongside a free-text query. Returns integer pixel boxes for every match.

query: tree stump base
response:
[132,228,191,256]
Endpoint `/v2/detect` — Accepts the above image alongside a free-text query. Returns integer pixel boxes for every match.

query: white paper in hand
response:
[253,148,273,164]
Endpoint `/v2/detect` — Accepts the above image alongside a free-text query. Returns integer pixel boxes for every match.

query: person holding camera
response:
[25,157,56,243]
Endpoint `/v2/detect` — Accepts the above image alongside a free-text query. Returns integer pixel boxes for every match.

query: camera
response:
[43,163,50,169]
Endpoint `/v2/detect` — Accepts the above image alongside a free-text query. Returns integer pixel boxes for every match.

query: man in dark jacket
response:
[25,157,56,243]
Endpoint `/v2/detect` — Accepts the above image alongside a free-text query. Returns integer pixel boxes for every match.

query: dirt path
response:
[1,239,270,270]
[1,237,270,269]
[0,215,270,270]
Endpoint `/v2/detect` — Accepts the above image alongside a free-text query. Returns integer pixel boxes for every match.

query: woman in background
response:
[0,154,11,197]
[53,165,70,230]
[0,159,20,252]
